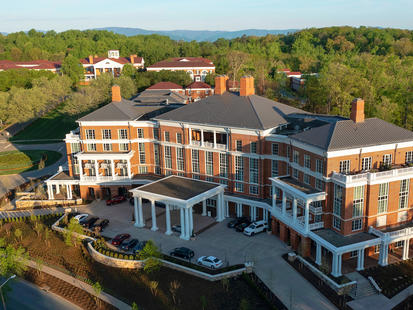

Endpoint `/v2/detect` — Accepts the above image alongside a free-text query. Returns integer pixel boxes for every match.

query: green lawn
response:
[9,108,79,143]
[0,150,62,175]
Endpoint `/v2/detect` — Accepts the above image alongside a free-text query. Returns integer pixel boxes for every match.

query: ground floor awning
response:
[45,167,79,199]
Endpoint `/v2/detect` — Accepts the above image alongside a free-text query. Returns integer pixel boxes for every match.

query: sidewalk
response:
[25,260,131,310]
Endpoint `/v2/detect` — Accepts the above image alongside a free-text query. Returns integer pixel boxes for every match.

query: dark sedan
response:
[106,196,126,206]
[111,233,131,246]
[93,219,109,232]
[133,241,148,254]
[235,220,251,232]
[81,217,99,229]
[227,217,249,228]
[121,238,139,251]
[170,247,195,260]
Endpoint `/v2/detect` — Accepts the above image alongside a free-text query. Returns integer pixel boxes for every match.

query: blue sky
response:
[1,0,412,33]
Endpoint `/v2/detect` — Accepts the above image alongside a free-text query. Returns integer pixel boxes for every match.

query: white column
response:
[357,249,365,271]
[94,160,99,179]
[272,186,277,212]
[138,197,144,227]
[133,197,140,227]
[304,200,310,232]
[189,206,193,237]
[216,193,224,222]
[47,184,54,200]
[66,184,72,199]
[180,208,185,239]
[225,200,229,217]
[79,160,83,178]
[189,128,192,145]
[202,200,207,216]
[331,253,341,277]
[292,198,297,223]
[185,208,190,240]
[337,254,342,276]
[150,200,158,231]
[111,159,115,177]
[316,243,322,265]
[56,184,60,194]
[402,238,410,260]
[263,209,268,221]
[379,242,389,266]
[213,130,217,149]
[236,203,242,217]
[282,193,287,215]
[165,204,172,235]
[127,160,131,178]
[200,129,204,147]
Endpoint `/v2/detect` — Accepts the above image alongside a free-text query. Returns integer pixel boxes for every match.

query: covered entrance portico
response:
[45,168,79,200]
[130,176,226,240]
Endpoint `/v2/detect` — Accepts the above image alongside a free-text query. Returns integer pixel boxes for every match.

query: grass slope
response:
[0,150,61,175]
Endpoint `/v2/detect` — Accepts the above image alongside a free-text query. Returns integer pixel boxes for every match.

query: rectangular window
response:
[292,168,299,179]
[137,128,144,139]
[315,179,325,191]
[154,144,160,174]
[176,148,185,171]
[71,143,81,154]
[352,218,363,231]
[272,143,279,155]
[249,185,258,195]
[219,153,228,179]
[399,179,410,209]
[350,250,358,258]
[73,157,79,175]
[86,143,96,152]
[164,146,172,169]
[353,186,365,217]
[378,183,389,214]
[271,160,278,177]
[339,160,350,174]
[333,184,343,216]
[85,129,95,140]
[304,154,311,169]
[118,129,128,140]
[138,143,146,164]
[102,129,111,140]
[249,158,259,184]
[250,142,257,154]
[236,140,242,152]
[293,150,299,164]
[286,146,291,159]
[362,157,372,171]
[103,143,112,151]
[383,154,392,166]
[139,166,148,174]
[119,143,129,151]
[153,128,159,140]
[164,131,170,142]
[316,159,324,174]
[191,149,200,173]
[333,216,341,230]
[235,183,244,192]
[303,174,310,185]
[205,151,214,176]
[398,210,408,222]
[235,156,244,181]
[176,133,183,144]
[406,151,413,164]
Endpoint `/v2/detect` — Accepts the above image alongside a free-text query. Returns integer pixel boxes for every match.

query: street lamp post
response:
[0,275,16,310]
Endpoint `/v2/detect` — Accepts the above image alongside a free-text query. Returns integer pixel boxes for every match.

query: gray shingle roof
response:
[154,92,306,130]
[291,118,413,151]
[132,89,187,105]
[78,99,167,122]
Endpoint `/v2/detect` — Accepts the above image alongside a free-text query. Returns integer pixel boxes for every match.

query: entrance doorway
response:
[88,187,95,200]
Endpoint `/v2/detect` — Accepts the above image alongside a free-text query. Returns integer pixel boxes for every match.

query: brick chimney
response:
[88,55,94,64]
[215,75,228,95]
[240,76,255,96]
[130,54,137,64]
[112,85,122,102]
[350,98,365,123]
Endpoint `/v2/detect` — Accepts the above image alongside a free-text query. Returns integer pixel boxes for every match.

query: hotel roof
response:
[147,57,215,69]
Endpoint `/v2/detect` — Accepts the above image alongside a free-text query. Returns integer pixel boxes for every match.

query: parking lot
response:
[77,200,336,310]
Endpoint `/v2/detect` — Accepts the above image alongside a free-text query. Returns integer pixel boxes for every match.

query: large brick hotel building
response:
[47,75,413,277]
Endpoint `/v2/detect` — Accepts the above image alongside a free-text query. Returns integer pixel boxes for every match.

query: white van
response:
[243,220,268,236]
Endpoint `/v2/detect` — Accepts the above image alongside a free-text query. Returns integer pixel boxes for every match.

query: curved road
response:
[7,278,80,310]
[0,141,67,198]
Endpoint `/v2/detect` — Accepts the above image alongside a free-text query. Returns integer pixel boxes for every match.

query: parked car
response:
[106,195,126,206]
[172,225,181,233]
[111,233,131,246]
[227,217,249,228]
[74,214,88,223]
[133,241,148,254]
[93,219,109,232]
[170,247,194,259]
[197,256,223,269]
[235,220,251,232]
[121,238,139,251]
[81,217,99,229]
[243,220,268,236]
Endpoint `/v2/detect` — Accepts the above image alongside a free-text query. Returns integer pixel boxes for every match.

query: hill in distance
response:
[93,27,298,41]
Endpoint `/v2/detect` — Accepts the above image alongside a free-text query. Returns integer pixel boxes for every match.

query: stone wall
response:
[15,198,82,209]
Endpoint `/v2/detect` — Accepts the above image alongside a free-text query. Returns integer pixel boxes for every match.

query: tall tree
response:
[61,55,84,85]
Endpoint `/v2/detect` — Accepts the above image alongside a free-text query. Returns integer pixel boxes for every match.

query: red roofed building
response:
[147,82,185,95]
[147,57,215,82]
[80,50,144,83]
[185,81,213,102]
[0,60,61,73]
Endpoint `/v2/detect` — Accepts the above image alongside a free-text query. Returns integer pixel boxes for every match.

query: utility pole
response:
[0,274,16,310]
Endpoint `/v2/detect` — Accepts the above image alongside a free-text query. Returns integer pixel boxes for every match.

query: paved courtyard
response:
[79,201,336,310]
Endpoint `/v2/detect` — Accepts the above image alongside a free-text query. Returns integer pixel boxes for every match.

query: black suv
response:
[82,217,99,229]
[93,219,109,232]
[227,217,249,228]
[170,247,195,259]
[235,220,252,232]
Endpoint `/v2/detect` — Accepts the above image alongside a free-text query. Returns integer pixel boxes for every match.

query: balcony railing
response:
[191,140,201,146]
[310,206,323,214]
[216,143,227,150]
[80,175,131,182]
[204,142,214,148]
[309,222,324,230]
[369,225,413,240]
[331,166,413,185]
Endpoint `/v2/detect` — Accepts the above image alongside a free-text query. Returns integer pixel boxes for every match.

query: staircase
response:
[347,272,378,299]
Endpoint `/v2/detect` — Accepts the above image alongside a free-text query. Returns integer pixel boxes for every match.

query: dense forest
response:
[0,27,412,130]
